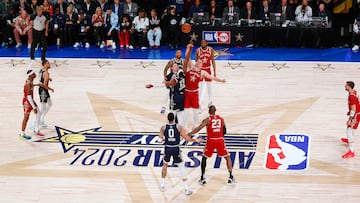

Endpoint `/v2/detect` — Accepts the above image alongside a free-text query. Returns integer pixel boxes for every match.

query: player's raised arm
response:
[188,118,209,136]
[201,70,225,83]
[183,43,194,73]
[163,60,173,80]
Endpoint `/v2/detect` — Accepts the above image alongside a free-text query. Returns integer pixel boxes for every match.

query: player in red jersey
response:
[183,42,225,130]
[196,40,216,109]
[20,70,40,140]
[188,105,234,184]
[341,81,360,158]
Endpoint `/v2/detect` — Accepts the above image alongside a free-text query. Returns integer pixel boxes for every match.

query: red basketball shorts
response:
[348,113,360,129]
[22,98,34,113]
[203,138,229,158]
[184,90,199,109]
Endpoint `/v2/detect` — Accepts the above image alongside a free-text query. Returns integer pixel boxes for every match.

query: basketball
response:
[181,23,192,33]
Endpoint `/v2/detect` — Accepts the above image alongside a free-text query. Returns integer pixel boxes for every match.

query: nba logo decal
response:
[265,134,311,170]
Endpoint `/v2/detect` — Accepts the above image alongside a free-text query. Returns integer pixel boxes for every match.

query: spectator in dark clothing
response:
[162,5,181,49]
[50,6,65,47]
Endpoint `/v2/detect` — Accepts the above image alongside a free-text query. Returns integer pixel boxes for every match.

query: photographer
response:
[295,0,312,24]
[352,15,360,52]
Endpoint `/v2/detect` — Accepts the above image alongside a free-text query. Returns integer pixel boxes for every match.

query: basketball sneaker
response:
[34,130,45,137]
[341,137,349,143]
[228,176,235,184]
[342,150,355,158]
[19,134,31,140]
[40,122,48,128]
[160,106,166,114]
[160,184,165,192]
[185,189,193,196]
[198,177,206,185]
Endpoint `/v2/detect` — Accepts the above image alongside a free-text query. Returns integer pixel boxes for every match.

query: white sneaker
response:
[126,45,129,48]
[19,134,32,140]
[160,184,165,192]
[100,42,105,48]
[112,44,116,49]
[73,42,80,48]
[85,42,90,48]
[141,46,148,50]
[120,45,124,48]
[185,189,193,196]
[227,176,235,184]
[198,177,206,185]
[16,43,22,48]
[27,44,31,49]
[40,122,48,128]
[160,106,166,114]
[129,45,134,49]
[352,45,359,53]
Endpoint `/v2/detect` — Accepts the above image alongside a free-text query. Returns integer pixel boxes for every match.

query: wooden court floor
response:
[1,58,360,202]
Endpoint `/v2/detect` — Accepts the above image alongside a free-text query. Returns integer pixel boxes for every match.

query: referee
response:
[30,6,49,61]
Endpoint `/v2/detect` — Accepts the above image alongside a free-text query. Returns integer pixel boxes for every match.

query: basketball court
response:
[1,56,360,202]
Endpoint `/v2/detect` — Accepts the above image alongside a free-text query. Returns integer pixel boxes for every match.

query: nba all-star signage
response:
[265,134,311,170]
[203,31,231,44]
[36,127,258,169]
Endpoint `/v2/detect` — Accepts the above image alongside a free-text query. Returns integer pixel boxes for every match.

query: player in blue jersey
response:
[38,59,54,128]
[164,63,186,127]
[158,112,203,196]
[160,50,184,114]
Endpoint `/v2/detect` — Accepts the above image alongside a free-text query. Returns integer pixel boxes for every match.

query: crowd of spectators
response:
[0,0,359,49]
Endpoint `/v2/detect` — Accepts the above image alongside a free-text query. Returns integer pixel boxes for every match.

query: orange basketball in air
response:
[181,23,192,33]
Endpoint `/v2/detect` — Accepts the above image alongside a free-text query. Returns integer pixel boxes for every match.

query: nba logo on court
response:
[265,134,311,171]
